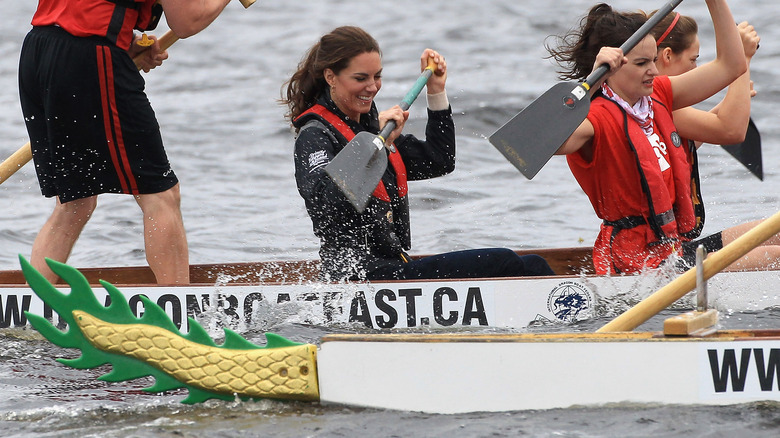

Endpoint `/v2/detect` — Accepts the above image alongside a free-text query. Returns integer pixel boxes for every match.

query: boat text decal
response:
[701,342,780,400]
[1,282,497,331]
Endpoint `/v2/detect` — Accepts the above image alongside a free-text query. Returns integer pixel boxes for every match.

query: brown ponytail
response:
[545,3,647,81]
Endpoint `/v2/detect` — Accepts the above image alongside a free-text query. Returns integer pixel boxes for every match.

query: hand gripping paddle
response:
[488,0,684,179]
[324,58,438,212]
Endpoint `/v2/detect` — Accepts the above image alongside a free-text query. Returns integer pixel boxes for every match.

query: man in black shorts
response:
[19,0,234,284]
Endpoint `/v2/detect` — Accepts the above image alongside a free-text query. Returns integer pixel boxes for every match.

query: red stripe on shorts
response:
[96,46,139,194]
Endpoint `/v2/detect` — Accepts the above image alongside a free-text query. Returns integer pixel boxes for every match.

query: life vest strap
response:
[603,209,675,231]
[105,0,141,10]
[604,208,678,274]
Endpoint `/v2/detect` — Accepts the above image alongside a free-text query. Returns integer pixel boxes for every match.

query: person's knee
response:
[54,196,97,222]
[492,248,517,257]
[489,249,555,277]
[137,184,182,214]
[519,254,555,276]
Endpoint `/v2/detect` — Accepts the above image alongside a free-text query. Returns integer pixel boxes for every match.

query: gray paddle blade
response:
[324,131,388,212]
[721,118,763,181]
[489,82,592,179]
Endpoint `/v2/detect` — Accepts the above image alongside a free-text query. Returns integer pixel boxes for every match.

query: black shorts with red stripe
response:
[19,26,178,203]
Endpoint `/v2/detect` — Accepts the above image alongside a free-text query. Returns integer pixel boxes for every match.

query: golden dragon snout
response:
[73,310,320,401]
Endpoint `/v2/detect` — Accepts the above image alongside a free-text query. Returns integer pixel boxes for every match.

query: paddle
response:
[488,0,684,179]
[721,117,762,180]
[0,0,256,186]
[324,57,438,213]
[0,144,32,185]
[597,208,780,332]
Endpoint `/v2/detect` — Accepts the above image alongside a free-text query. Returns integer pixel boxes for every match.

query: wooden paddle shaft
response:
[597,208,780,332]
[0,142,32,184]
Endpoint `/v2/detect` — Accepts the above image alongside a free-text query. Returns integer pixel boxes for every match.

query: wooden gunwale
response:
[0,247,593,286]
[320,329,780,343]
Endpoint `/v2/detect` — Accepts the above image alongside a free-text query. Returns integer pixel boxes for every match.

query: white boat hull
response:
[317,332,780,413]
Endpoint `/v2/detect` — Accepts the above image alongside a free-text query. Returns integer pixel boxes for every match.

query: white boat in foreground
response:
[316,329,780,413]
[1,247,779,331]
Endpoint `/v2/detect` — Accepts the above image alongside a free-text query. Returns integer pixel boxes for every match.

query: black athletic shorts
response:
[18,26,178,203]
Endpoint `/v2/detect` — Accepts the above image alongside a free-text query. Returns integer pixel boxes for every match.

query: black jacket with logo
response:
[293,92,455,281]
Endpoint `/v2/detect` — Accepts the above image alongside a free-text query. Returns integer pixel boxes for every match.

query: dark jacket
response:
[293,91,455,280]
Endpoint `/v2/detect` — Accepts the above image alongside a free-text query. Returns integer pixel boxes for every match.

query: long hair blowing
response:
[282,26,381,124]
[546,3,648,81]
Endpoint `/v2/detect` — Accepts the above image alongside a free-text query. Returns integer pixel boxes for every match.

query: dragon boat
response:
[13,251,780,414]
[11,210,780,413]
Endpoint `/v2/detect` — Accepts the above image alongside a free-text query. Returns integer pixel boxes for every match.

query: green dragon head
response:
[21,256,320,404]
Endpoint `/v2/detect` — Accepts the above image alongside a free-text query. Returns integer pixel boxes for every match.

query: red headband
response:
[656,12,681,46]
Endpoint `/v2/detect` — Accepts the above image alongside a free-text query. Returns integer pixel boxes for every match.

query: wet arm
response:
[673,69,750,146]
[556,119,595,160]
[674,21,759,146]
[396,107,456,180]
[670,0,746,109]
[159,0,232,38]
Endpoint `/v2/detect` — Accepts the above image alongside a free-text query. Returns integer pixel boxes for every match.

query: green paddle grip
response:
[379,57,438,140]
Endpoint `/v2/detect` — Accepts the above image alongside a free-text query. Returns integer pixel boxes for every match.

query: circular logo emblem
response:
[386,210,394,223]
[671,131,682,148]
[547,281,594,323]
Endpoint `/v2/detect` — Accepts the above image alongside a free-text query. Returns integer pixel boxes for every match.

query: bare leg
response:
[721,220,780,271]
[30,196,97,283]
[135,183,189,284]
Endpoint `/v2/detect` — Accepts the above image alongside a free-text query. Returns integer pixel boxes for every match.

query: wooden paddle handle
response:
[597,208,780,332]
[0,142,32,184]
[133,30,179,69]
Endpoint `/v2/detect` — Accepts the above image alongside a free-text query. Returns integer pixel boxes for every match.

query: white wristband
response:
[426,91,450,112]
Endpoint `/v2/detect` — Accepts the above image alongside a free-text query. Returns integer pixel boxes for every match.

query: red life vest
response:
[682,136,706,237]
[297,104,408,202]
[32,0,157,50]
[568,78,701,274]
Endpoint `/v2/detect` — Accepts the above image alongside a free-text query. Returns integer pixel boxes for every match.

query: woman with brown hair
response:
[284,26,553,281]
[548,1,779,275]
